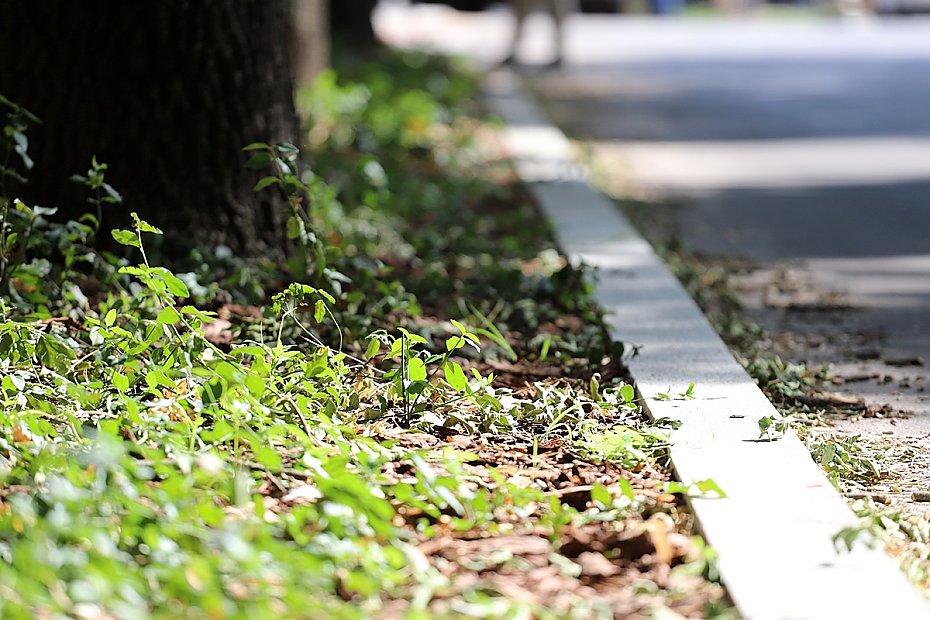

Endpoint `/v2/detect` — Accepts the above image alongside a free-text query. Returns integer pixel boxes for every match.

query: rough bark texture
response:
[0,0,299,259]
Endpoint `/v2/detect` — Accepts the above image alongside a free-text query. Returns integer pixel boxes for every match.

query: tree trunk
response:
[0,0,300,260]
[292,0,329,87]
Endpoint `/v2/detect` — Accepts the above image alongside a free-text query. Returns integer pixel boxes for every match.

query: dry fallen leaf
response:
[576,551,617,578]
[646,513,676,566]
[217,303,263,321]
[11,425,31,443]
[202,318,234,346]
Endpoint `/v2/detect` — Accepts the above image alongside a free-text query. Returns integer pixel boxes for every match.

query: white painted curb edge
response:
[482,68,929,620]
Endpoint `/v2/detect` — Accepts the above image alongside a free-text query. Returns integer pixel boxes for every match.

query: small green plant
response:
[757,413,792,441]
[367,319,480,423]
[807,433,881,487]
[664,479,727,499]
[582,424,670,469]
[0,94,39,289]
[69,156,122,232]
[0,93,38,194]
[1,98,123,312]
[742,355,828,400]
[244,141,328,279]
[655,382,696,401]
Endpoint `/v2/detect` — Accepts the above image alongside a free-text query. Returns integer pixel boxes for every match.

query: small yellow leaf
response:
[11,425,31,443]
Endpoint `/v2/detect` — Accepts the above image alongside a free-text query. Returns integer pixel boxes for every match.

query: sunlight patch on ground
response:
[593,137,930,193]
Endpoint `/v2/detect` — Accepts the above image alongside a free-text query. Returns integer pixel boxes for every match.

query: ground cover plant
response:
[0,51,733,618]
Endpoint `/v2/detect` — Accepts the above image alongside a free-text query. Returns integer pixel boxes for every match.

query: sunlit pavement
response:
[376,2,930,433]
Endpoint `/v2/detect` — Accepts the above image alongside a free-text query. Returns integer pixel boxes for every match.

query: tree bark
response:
[292,0,329,87]
[0,0,300,260]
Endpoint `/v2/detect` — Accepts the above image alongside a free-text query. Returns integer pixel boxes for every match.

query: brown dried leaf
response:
[11,425,31,443]
[217,303,263,321]
[576,551,617,578]
[202,319,234,346]
[647,513,675,566]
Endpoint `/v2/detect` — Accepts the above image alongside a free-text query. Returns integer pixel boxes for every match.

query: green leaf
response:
[407,357,427,382]
[445,335,464,352]
[365,338,381,360]
[181,305,216,322]
[314,300,326,324]
[664,481,689,495]
[131,212,162,234]
[285,216,303,241]
[591,482,612,508]
[102,183,122,203]
[398,328,428,345]
[111,372,130,393]
[695,479,727,498]
[155,269,190,298]
[242,142,270,151]
[111,229,140,248]
[119,265,147,277]
[253,445,282,472]
[104,308,117,327]
[36,333,75,372]
[620,384,636,404]
[618,477,635,501]
[201,379,224,407]
[2,373,25,393]
[244,373,266,398]
[145,369,175,391]
[156,306,181,325]
[213,361,243,384]
[253,176,279,192]
[665,479,727,499]
[443,361,467,391]
[202,419,234,442]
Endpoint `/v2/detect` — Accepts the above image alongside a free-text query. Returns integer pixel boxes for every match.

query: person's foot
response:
[499,54,517,66]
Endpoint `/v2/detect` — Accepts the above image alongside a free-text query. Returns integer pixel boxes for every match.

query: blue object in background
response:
[651,0,682,14]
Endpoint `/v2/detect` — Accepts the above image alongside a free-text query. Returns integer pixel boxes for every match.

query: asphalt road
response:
[375,5,930,427]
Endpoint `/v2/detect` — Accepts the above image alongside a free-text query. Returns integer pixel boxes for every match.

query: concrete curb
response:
[482,68,929,620]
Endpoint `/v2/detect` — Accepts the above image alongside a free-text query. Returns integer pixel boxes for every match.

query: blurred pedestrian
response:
[502,0,570,68]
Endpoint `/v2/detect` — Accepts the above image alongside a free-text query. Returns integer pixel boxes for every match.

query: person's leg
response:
[504,0,531,64]
[543,0,569,65]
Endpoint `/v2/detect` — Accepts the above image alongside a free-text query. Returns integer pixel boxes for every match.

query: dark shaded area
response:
[330,0,379,43]
[0,0,299,259]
